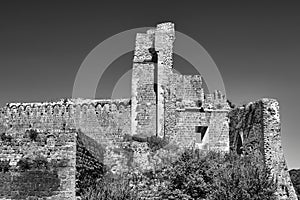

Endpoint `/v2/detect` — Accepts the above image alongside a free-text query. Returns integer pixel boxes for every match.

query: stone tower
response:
[131,22,230,151]
[131,28,157,138]
[131,22,176,139]
[229,99,298,200]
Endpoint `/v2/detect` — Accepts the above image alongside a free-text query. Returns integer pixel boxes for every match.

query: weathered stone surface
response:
[229,99,298,200]
[0,126,76,200]
[76,131,104,196]
[132,63,156,137]
[155,22,175,139]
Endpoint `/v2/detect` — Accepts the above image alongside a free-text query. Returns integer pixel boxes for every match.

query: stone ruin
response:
[0,22,297,200]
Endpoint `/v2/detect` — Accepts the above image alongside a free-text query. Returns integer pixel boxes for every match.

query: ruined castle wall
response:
[262,99,298,200]
[0,102,77,199]
[160,69,228,143]
[130,22,228,143]
[69,99,132,173]
[174,110,209,148]
[76,130,104,163]
[207,111,230,152]
[229,101,265,158]
[174,109,229,151]
[161,69,229,151]
[0,127,76,200]
[172,75,204,104]
[204,90,228,110]
[0,101,77,134]
[163,72,226,110]
[155,22,175,138]
[76,131,104,196]
[2,99,131,147]
[131,63,156,137]
[229,99,297,200]
[0,98,132,199]
[72,99,131,147]
[132,32,157,137]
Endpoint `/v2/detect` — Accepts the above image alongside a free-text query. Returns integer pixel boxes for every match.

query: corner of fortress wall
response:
[229,98,298,200]
[0,115,77,199]
[0,98,132,199]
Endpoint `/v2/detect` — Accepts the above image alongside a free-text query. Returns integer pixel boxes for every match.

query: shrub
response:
[123,134,168,151]
[81,175,138,200]
[207,154,277,200]
[81,149,277,200]
[155,150,223,200]
[17,157,32,171]
[11,170,60,199]
[17,156,69,171]
[0,160,10,173]
[27,129,39,142]
[31,156,49,170]
[151,150,276,200]
[0,132,12,142]
[146,136,168,151]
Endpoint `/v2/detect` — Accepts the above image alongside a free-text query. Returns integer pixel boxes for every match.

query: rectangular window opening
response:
[195,126,208,143]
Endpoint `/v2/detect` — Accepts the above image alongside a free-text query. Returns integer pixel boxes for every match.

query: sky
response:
[0,1,299,169]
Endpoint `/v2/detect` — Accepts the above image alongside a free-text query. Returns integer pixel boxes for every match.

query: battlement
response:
[6,98,131,111]
[2,98,130,122]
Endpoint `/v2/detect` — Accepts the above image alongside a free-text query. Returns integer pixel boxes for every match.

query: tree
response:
[156,150,220,200]
[154,150,277,200]
[208,154,277,200]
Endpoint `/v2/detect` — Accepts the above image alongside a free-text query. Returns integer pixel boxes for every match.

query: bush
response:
[17,156,69,172]
[0,132,12,142]
[123,134,168,151]
[153,150,213,199]
[146,150,276,200]
[207,154,277,200]
[17,157,32,171]
[81,175,138,200]
[17,156,49,171]
[81,149,277,200]
[0,160,10,173]
[146,136,168,151]
[27,129,39,142]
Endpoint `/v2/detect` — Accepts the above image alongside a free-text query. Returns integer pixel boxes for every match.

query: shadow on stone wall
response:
[0,170,60,199]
